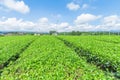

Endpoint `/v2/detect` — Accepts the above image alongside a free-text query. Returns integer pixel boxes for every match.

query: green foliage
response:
[0,36,36,65]
[59,35,120,77]
[0,36,114,80]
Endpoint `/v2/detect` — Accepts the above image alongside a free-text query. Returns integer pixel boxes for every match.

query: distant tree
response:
[49,31,57,35]
[70,31,82,35]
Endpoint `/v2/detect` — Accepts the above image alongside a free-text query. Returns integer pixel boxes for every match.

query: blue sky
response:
[0,0,120,32]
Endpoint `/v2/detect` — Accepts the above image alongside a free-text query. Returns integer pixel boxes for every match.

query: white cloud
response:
[49,22,71,32]
[67,2,80,11]
[0,17,35,31]
[0,0,30,14]
[100,15,120,31]
[4,18,73,32]
[103,15,120,24]
[56,22,70,32]
[73,14,100,31]
[73,23,97,31]
[73,15,120,31]
[38,17,49,23]
[0,17,72,32]
[75,13,101,24]
[59,22,69,27]
[1,14,120,32]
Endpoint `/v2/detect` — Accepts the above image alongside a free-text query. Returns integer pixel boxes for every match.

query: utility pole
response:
[109,31,110,36]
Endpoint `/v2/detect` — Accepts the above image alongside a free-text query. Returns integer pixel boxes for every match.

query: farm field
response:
[0,35,120,80]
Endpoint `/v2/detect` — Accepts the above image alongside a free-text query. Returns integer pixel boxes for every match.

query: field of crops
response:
[0,35,120,80]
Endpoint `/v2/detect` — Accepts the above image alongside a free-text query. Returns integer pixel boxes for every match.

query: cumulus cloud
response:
[0,17,71,32]
[67,2,80,11]
[67,1,91,11]
[103,15,120,24]
[38,17,49,23]
[0,17,35,31]
[75,13,101,24]
[0,0,30,14]
[73,15,120,31]
[55,22,71,32]
[100,15,120,31]
[73,23,97,31]
[1,14,120,32]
